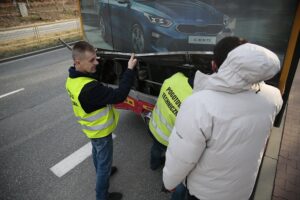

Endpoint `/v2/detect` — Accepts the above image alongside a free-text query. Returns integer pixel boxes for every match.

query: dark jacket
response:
[68,66,136,113]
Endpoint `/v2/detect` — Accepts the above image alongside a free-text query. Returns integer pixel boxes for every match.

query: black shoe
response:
[108,192,123,200]
[110,166,118,177]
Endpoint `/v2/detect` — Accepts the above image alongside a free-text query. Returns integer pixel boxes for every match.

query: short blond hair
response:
[72,41,95,60]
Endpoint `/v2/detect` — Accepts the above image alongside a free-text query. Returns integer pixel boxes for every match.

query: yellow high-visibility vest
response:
[149,72,192,146]
[66,76,119,138]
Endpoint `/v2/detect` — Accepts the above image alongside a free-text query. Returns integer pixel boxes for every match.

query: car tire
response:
[131,24,145,53]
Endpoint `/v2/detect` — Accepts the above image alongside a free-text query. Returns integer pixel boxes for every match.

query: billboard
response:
[80,0,298,58]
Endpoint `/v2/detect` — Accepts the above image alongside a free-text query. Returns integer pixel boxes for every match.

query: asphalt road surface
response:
[0,49,170,200]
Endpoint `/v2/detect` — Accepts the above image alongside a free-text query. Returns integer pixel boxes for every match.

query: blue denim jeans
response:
[91,134,113,200]
[171,183,187,200]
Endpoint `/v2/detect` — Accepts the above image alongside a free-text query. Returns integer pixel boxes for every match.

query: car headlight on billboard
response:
[144,13,172,27]
[223,15,230,26]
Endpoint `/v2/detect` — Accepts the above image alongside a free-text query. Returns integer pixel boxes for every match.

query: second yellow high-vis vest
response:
[66,76,119,139]
[149,72,192,146]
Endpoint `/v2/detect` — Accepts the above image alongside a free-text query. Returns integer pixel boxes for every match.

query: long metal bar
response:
[59,38,72,50]
[143,79,163,86]
[96,50,213,58]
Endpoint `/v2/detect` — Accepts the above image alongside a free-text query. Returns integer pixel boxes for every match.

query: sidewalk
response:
[272,61,300,199]
[253,60,300,200]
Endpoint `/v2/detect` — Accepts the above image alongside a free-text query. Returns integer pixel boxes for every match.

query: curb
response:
[0,41,78,63]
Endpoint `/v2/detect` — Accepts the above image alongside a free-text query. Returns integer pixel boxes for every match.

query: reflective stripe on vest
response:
[66,76,119,138]
[82,114,114,131]
[150,117,169,142]
[153,104,173,133]
[149,72,192,146]
[77,106,110,122]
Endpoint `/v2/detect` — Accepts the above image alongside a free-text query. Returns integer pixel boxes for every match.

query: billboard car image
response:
[98,0,233,52]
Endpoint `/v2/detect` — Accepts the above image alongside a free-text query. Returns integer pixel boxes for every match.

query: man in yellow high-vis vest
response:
[66,41,137,200]
[149,72,193,169]
[148,71,194,200]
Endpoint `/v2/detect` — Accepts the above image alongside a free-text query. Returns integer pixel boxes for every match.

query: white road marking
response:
[50,133,116,177]
[0,88,24,99]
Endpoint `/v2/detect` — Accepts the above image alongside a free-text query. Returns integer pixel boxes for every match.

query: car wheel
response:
[132,24,145,53]
[99,15,107,41]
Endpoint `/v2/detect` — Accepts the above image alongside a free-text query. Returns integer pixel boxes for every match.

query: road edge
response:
[0,41,79,64]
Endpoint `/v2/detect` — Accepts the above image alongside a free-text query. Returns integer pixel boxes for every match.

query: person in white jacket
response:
[163,36,283,200]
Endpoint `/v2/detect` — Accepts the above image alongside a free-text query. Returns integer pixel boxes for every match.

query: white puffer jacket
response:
[163,43,283,200]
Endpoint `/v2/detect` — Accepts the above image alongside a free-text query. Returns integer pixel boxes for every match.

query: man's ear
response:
[74,59,80,67]
[211,60,218,73]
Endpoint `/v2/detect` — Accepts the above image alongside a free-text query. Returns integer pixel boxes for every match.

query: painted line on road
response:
[0,88,24,99]
[50,133,116,178]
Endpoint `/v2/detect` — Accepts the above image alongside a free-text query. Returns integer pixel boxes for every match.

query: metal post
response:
[26,0,30,8]
[33,26,41,44]
[274,32,300,127]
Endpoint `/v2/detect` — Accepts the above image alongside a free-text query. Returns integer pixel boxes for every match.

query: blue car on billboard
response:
[98,0,233,53]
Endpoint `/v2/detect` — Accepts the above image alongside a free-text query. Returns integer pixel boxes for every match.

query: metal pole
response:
[59,38,73,50]
[274,32,300,127]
